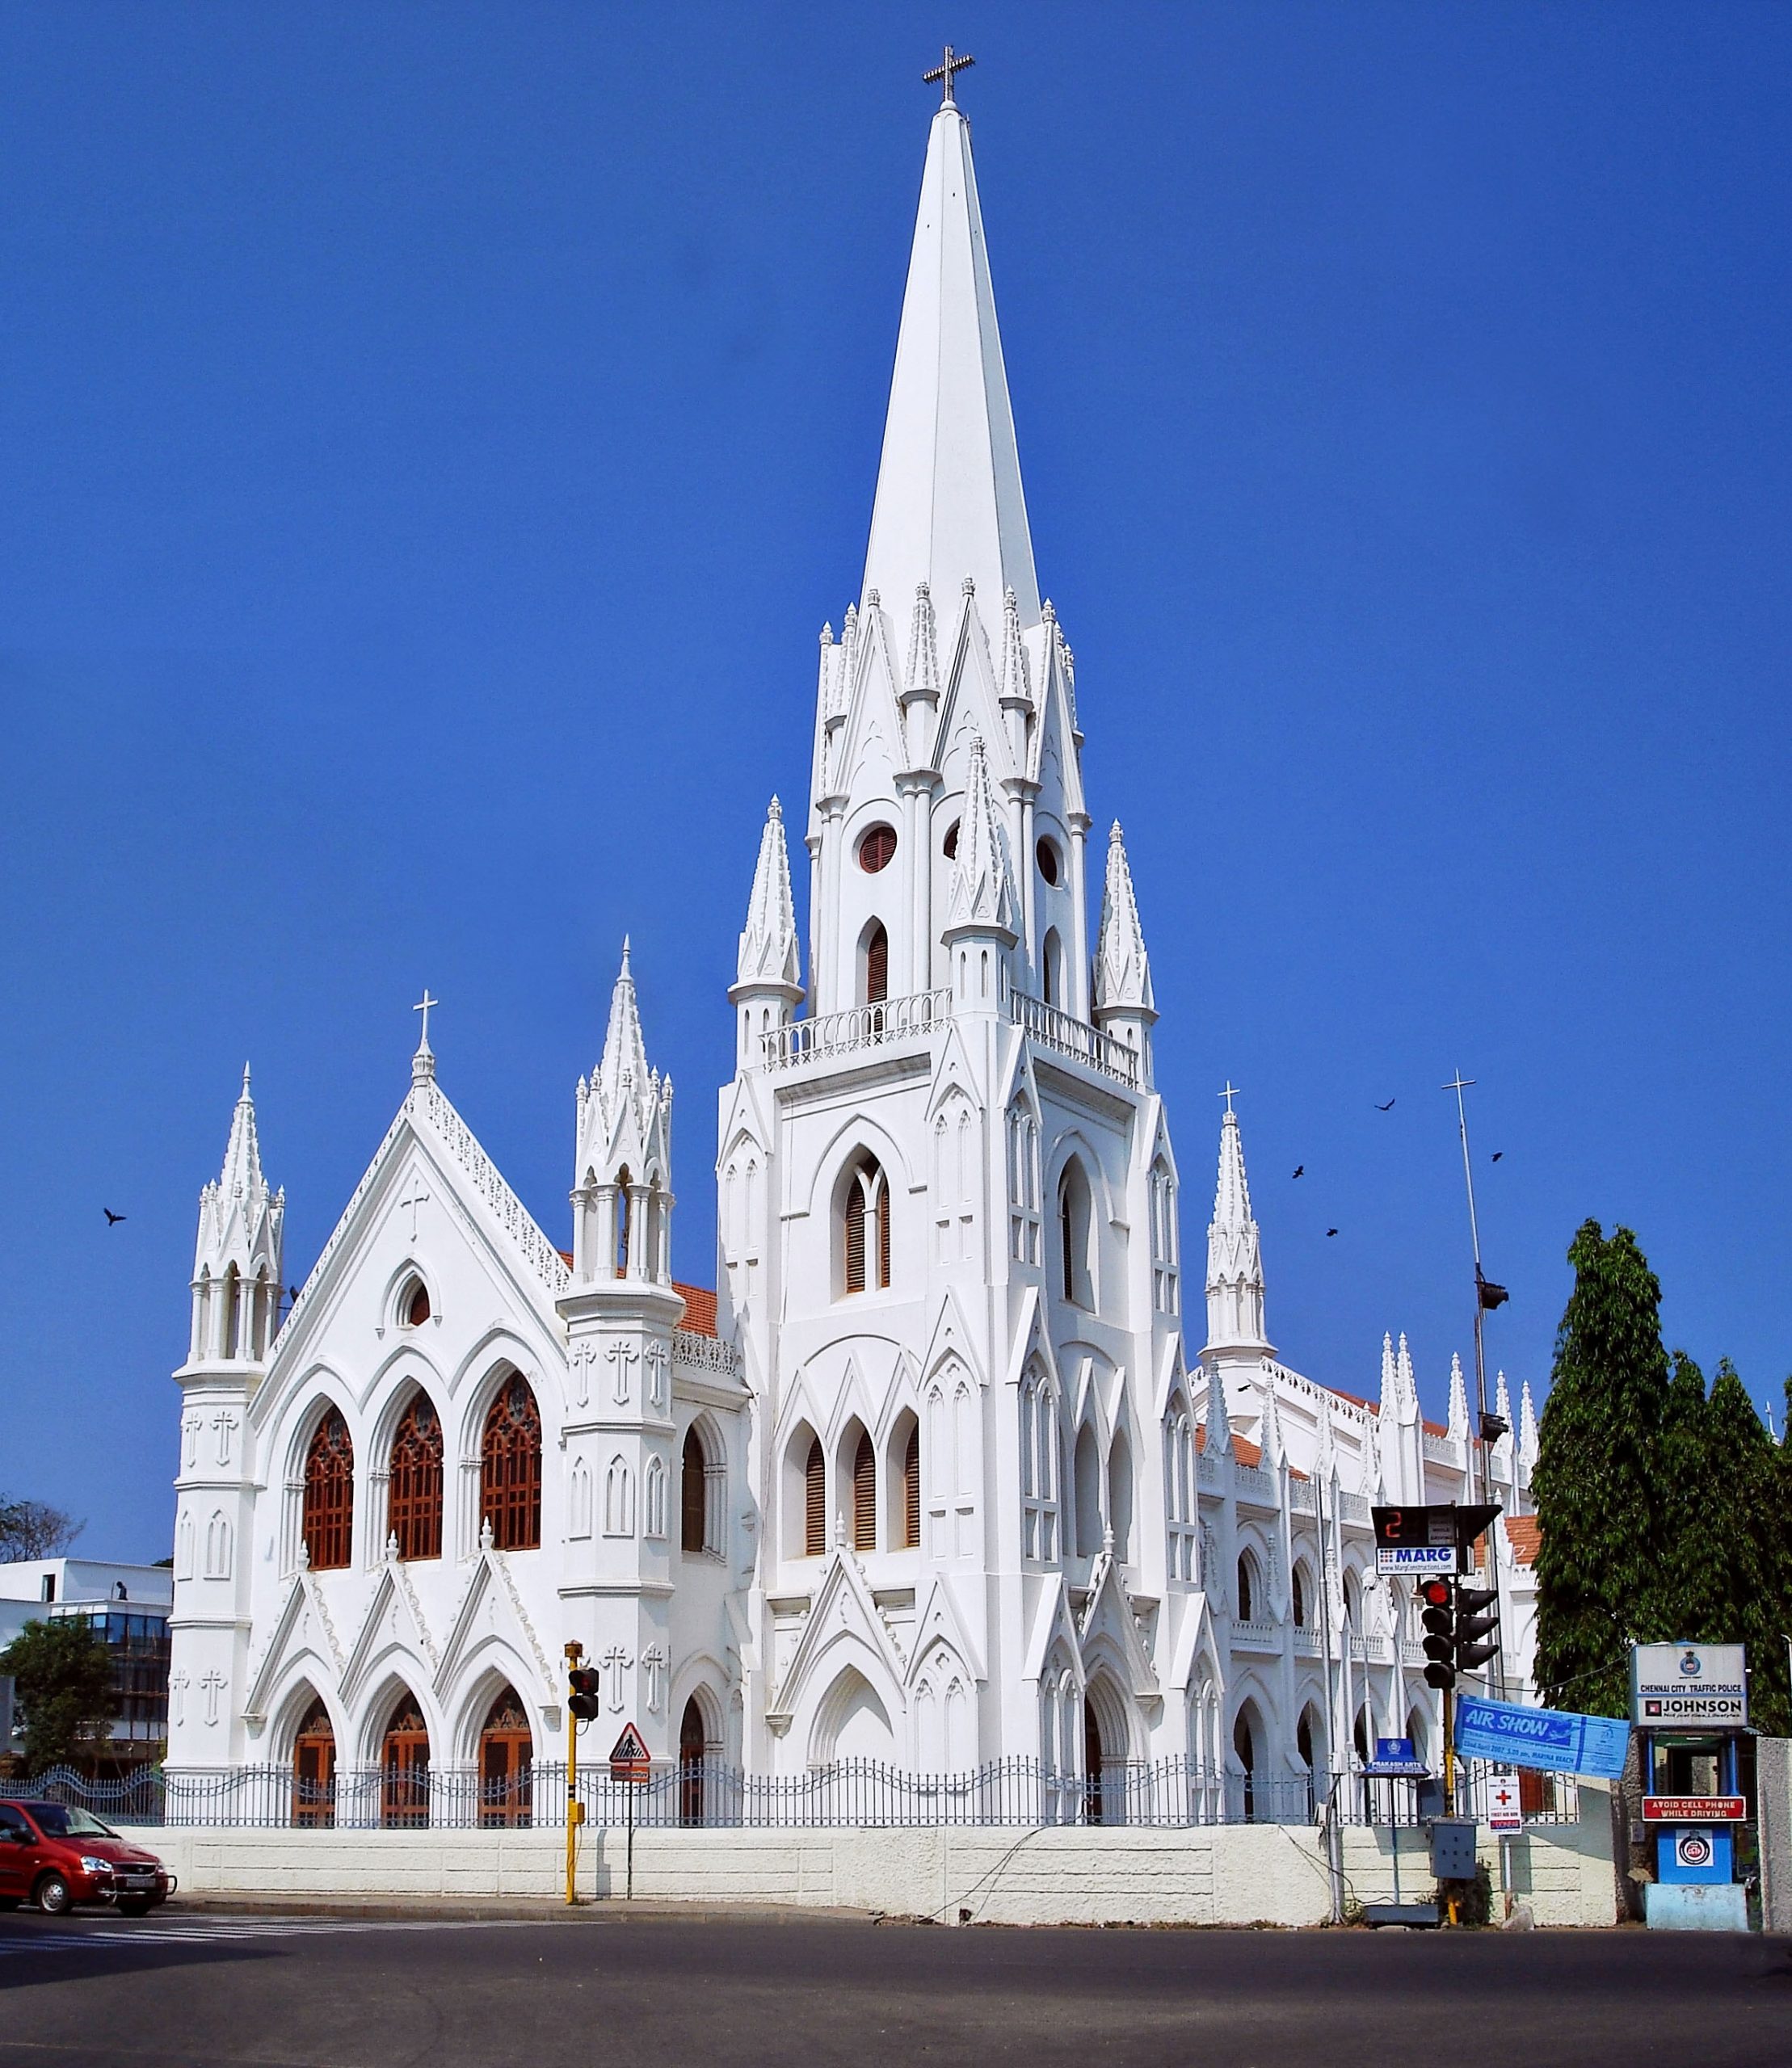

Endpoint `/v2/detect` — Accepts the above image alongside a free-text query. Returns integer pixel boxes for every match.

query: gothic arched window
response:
[1057,1160,1093,1308]
[863,922,890,1006]
[387,1393,444,1562]
[301,1407,354,1571]
[480,1375,542,1551]
[402,1279,431,1327]
[681,1427,708,1554]
[804,1434,827,1556]
[852,1428,876,1553]
[841,1157,890,1296]
[1236,1550,1258,1626]
[902,1421,921,1550]
[1041,926,1063,1008]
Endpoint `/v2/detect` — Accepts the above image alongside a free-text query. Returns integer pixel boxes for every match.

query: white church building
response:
[166,84,1541,1823]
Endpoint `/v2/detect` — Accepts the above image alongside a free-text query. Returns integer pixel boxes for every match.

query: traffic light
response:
[1453,1583,1500,1675]
[568,1667,601,1721]
[1420,1578,1456,1691]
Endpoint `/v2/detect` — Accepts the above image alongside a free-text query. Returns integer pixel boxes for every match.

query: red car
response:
[0,1799,175,1917]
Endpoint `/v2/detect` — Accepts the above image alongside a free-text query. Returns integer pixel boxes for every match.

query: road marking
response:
[0,1918,549,1956]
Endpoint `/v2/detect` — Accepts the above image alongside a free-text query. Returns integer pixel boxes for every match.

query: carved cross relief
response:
[607,1342,637,1406]
[570,1340,597,1409]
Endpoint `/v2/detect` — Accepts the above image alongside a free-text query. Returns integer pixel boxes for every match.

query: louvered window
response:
[902,1423,921,1549]
[292,1697,336,1828]
[804,1436,826,1556]
[852,1431,876,1552]
[857,823,897,872]
[301,1409,354,1571]
[381,1696,431,1829]
[864,923,889,1004]
[480,1375,542,1551]
[844,1181,866,1294]
[387,1393,444,1561]
[843,1158,890,1297]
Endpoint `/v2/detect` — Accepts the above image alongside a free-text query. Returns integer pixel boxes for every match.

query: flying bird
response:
[1326,1227,1339,1238]
[103,1208,126,1225]
[1374,1099,1395,1112]
[1292,1165,1305,1179]
[1491,1152,1504,1163]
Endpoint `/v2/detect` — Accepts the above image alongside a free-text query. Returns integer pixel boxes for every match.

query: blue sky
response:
[4,3,1789,1562]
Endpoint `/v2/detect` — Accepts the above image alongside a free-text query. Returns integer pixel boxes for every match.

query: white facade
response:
[166,95,1540,1803]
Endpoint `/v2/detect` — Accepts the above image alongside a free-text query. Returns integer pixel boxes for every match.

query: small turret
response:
[1203,1095,1271,1366]
[1518,1379,1539,1482]
[1446,1353,1470,1442]
[1092,822,1156,1077]
[190,1066,284,1364]
[942,732,1018,1007]
[571,944,675,1288]
[729,798,804,1071]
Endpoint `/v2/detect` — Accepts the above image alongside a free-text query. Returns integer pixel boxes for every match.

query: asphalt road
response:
[0,1910,1785,2068]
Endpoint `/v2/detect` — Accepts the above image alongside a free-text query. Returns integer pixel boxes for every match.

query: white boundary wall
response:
[144,1784,1616,1927]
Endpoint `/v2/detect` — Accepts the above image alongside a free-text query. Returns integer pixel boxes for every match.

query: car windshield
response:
[23,1804,120,1839]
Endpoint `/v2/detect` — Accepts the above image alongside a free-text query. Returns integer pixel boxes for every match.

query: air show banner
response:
[1452,1693,1631,1780]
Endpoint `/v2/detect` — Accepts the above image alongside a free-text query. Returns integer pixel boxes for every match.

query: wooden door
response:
[678,1698,706,1826]
[292,1700,336,1828]
[477,1688,533,1828]
[381,1702,431,1829]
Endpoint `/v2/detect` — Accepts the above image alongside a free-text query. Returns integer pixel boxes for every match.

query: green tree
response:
[1697,1362,1789,1737]
[1657,1352,1719,1636]
[1533,1221,1671,1717]
[0,1618,116,1772]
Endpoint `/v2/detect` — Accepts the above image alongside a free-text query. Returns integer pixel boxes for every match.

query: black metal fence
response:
[7,1757,1575,1833]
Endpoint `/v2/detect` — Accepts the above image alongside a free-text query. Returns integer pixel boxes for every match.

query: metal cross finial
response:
[1218,1082,1241,1114]
[413,989,439,1050]
[923,43,975,105]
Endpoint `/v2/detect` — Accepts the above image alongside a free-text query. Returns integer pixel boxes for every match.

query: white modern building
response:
[166,85,1540,1817]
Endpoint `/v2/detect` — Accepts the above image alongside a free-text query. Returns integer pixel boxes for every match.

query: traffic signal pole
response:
[564,1641,583,1906]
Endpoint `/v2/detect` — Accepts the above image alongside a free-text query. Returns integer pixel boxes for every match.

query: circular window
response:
[1036,837,1061,887]
[942,819,961,860]
[857,824,897,873]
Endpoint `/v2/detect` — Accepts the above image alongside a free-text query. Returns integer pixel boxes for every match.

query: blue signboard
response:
[1453,1694,1630,1780]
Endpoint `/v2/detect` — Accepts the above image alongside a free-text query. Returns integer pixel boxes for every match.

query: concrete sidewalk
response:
[168,1890,879,1926]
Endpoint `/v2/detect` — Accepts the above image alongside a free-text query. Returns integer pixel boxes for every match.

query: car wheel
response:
[116,1898,152,1918]
[35,1873,73,1917]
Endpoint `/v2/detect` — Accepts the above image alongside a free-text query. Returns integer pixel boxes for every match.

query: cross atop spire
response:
[922,43,974,106]
[412,990,440,1085]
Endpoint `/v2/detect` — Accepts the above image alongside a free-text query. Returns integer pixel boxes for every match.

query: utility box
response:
[1428,1818,1479,1881]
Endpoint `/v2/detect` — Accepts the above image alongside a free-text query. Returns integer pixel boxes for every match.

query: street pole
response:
[564,1641,583,1907]
[1443,1071,1490,1514]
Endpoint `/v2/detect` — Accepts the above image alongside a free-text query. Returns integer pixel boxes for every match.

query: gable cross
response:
[398,1175,431,1242]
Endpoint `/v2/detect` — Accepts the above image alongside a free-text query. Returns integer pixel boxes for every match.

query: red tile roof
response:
[675,1283,718,1337]
[1504,1515,1542,1567]
[552,1252,718,1339]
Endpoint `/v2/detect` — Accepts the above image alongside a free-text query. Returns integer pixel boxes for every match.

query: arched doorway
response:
[477,1686,532,1828]
[678,1696,706,1826]
[1234,1710,1256,1822]
[381,1693,431,1829]
[292,1696,335,1828]
[1083,1700,1105,1826]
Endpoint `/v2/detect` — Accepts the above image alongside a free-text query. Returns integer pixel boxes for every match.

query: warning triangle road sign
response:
[608,1721,650,1767]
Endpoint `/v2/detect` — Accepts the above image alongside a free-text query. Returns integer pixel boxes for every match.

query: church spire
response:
[597,939,651,1122]
[736,798,801,991]
[190,1065,284,1364]
[860,97,1039,625]
[221,1064,263,1201]
[1093,823,1155,1015]
[1203,1095,1271,1364]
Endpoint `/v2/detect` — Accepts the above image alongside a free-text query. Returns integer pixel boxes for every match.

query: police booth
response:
[1633,1643,1751,1931]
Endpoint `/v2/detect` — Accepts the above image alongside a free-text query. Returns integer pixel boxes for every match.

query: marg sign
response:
[1630,1644,1747,1727]
[1453,1693,1631,1780]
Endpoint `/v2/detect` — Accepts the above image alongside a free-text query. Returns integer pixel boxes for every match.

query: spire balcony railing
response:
[761,982,1143,1091]
[763,990,953,1070]
[1003,989,1144,1089]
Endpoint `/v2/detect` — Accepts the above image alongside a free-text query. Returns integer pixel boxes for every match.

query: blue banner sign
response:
[1453,1694,1630,1780]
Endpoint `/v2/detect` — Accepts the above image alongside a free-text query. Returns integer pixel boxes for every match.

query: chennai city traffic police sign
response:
[1630,1645,1747,1726]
